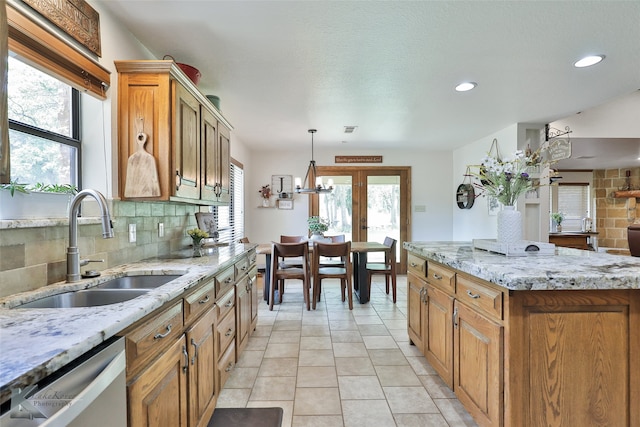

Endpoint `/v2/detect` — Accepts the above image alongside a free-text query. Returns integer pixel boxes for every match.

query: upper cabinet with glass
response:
[115,60,232,205]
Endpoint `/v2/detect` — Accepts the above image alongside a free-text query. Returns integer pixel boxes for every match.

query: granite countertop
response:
[404,241,640,291]
[0,243,255,405]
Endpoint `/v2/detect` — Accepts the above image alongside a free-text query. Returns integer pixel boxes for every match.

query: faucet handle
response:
[80,259,105,267]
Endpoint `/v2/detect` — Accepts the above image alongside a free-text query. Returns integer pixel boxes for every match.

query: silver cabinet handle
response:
[176,170,182,192]
[241,265,247,271]
[225,300,233,307]
[410,262,417,267]
[190,337,199,365]
[453,306,459,329]
[433,273,443,280]
[199,295,210,304]
[466,290,480,299]
[225,362,234,372]
[154,324,172,340]
[182,345,188,373]
[225,328,233,337]
[225,277,233,283]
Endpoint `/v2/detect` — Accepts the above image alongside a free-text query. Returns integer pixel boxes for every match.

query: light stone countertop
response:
[0,243,256,405]
[404,241,640,291]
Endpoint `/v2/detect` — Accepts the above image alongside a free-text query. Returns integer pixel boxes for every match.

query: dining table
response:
[255,241,390,305]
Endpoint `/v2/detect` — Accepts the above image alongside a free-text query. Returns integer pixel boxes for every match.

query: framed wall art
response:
[277,199,293,210]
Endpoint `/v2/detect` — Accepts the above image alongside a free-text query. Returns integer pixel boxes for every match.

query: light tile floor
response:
[216,275,478,427]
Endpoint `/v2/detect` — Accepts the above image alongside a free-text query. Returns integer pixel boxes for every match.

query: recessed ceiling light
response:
[344,126,357,133]
[574,55,605,68]
[455,82,477,92]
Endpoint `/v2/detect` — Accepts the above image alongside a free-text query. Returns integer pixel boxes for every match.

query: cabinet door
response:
[128,335,188,427]
[454,301,503,427]
[186,307,217,427]
[200,107,218,201]
[407,272,426,350]
[249,266,259,333]
[174,83,201,199]
[425,284,454,388]
[235,276,251,357]
[215,124,231,203]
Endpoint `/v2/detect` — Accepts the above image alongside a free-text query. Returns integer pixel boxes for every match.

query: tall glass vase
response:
[497,205,522,243]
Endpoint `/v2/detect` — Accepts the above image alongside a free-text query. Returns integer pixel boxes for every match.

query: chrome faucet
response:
[66,189,114,282]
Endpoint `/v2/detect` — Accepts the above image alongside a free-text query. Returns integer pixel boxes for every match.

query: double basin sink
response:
[14,274,183,309]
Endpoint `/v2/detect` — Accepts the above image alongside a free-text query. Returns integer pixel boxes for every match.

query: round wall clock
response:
[456,183,475,209]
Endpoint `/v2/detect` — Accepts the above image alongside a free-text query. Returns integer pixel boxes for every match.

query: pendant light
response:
[294,129,333,194]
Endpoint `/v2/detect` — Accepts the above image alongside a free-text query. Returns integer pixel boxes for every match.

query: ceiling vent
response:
[343,126,357,134]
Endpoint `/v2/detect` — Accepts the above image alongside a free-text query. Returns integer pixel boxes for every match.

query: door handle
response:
[361,225,368,230]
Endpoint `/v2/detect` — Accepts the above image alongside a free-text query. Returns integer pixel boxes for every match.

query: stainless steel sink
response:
[14,289,150,309]
[95,274,182,290]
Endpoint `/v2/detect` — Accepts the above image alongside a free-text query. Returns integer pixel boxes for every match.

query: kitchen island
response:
[404,241,640,427]
[0,243,258,426]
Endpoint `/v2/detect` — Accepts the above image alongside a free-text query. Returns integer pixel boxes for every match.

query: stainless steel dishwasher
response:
[0,337,126,426]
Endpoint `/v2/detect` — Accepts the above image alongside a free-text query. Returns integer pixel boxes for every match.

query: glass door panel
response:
[318,175,353,241]
[366,175,400,262]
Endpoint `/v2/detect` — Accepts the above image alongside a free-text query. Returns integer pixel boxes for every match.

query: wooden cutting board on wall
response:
[124,132,161,198]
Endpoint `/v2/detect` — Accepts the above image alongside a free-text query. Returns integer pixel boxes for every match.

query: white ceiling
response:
[97,0,640,163]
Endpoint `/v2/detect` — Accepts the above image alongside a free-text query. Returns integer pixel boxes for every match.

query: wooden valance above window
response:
[6,2,110,99]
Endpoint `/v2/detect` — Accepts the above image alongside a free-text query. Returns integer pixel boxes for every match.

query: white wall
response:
[451,124,519,241]
[244,147,453,245]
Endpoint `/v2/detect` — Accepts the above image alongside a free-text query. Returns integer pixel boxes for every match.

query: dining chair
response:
[318,234,346,267]
[312,241,353,310]
[279,235,306,269]
[270,242,311,311]
[366,236,397,303]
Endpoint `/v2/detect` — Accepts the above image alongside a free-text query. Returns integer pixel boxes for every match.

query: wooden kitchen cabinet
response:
[186,307,217,427]
[424,284,454,388]
[115,60,232,205]
[454,300,503,427]
[249,265,259,333]
[235,274,251,357]
[128,335,188,427]
[407,271,426,350]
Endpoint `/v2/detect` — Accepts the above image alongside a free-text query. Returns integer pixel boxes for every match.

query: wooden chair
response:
[318,234,346,267]
[270,242,311,311]
[279,235,306,269]
[366,237,397,303]
[312,241,353,310]
[238,237,250,244]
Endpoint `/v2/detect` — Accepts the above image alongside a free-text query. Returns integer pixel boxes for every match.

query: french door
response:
[310,166,410,273]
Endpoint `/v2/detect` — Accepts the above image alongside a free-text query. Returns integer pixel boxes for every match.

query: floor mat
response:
[207,407,283,427]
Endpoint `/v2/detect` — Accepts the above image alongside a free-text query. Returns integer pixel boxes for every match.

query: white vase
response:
[497,205,522,243]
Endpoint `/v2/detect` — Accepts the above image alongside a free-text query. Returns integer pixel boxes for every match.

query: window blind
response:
[214,159,244,244]
[557,184,589,231]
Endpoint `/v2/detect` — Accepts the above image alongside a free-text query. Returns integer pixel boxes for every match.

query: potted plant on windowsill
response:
[550,212,564,233]
[0,182,78,220]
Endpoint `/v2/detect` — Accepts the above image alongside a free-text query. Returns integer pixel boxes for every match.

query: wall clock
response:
[271,175,293,199]
[456,183,476,209]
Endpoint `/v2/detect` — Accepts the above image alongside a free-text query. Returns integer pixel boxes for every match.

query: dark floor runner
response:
[207,407,283,427]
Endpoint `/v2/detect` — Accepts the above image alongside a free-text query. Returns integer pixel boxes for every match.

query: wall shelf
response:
[613,190,640,198]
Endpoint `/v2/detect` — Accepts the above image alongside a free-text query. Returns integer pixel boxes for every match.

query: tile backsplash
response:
[0,200,206,298]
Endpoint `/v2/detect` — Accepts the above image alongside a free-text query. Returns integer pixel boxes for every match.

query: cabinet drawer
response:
[215,265,235,296]
[184,278,215,325]
[247,249,257,266]
[426,262,456,294]
[217,287,235,320]
[236,256,250,277]
[456,275,504,320]
[408,253,427,277]
[217,340,236,392]
[124,300,184,376]
[216,309,236,358]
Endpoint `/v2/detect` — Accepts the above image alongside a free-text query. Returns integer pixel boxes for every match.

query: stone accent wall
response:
[0,200,207,298]
[594,167,640,250]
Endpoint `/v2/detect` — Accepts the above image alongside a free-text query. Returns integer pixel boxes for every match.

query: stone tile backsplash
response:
[0,200,207,298]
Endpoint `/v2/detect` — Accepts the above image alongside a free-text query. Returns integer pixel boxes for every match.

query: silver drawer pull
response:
[225,300,233,307]
[466,290,480,299]
[199,295,210,304]
[225,362,234,372]
[433,273,443,280]
[241,265,247,271]
[154,324,172,340]
[225,277,233,283]
[225,328,233,337]
[410,262,417,267]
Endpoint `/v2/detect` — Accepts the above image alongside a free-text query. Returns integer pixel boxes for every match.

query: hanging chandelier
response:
[295,129,334,194]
